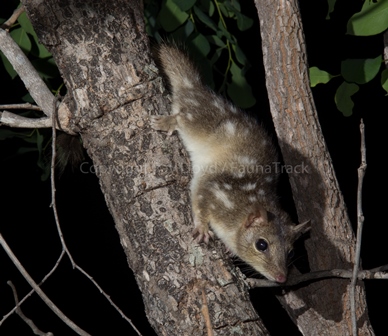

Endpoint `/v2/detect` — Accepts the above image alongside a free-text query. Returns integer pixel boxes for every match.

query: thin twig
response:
[247,264,388,288]
[200,285,214,336]
[350,119,367,336]
[0,111,51,128]
[0,233,91,336]
[75,265,143,336]
[1,6,25,30]
[0,103,42,111]
[0,250,65,325]
[50,99,76,268]
[7,281,54,336]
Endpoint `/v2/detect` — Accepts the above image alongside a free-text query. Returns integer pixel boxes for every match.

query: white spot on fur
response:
[210,204,216,210]
[186,113,193,121]
[248,195,257,203]
[212,188,234,209]
[229,104,238,114]
[224,121,236,135]
[258,189,265,196]
[171,104,180,115]
[182,77,193,88]
[238,156,257,166]
[265,176,273,183]
[223,183,232,190]
[213,99,222,109]
[233,170,246,178]
[241,182,257,191]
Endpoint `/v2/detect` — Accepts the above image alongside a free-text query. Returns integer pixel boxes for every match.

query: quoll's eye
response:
[255,239,268,252]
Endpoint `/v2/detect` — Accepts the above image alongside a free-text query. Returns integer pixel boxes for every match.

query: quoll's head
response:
[236,204,310,283]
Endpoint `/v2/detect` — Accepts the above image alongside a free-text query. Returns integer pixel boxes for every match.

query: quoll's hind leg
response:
[150,115,178,135]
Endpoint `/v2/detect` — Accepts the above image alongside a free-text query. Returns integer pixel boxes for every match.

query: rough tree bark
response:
[254,0,374,335]
[20,0,269,335]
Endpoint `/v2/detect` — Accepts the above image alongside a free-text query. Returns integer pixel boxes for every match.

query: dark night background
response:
[0,0,387,335]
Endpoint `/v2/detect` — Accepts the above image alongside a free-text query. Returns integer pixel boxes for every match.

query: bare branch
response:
[248,265,388,288]
[1,111,51,128]
[7,281,53,336]
[0,251,65,326]
[0,103,42,111]
[0,28,55,117]
[200,284,214,336]
[0,233,91,336]
[75,265,143,336]
[350,119,367,336]
[50,100,76,267]
[1,6,25,30]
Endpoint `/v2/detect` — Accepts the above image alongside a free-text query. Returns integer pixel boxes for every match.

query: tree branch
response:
[7,281,54,336]
[0,111,51,128]
[0,103,42,111]
[350,119,367,336]
[0,233,91,336]
[248,264,388,288]
[0,28,55,119]
[0,251,65,326]
[1,6,25,30]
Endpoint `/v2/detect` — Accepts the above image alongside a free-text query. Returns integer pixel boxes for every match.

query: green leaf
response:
[207,35,226,47]
[17,12,51,58]
[0,51,18,79]
[171,19,195,40]
[235,12,253,31]
[341,56,382,84]
[335,81,359,116]
[218,3,231,18]
[230,0,241,12]
[381,68,388,94]
[193,6,218,32]
[347,0,388,36]
[326,0,337,19]
[158,0,189,32]
[309,66,335,87]
[10,28,31,54]
[227,62,256,108]
[232,44,248,66]
[189,33,211,57]
[210,47,223,65]
[17,12,35,35]
[172,0,196,11]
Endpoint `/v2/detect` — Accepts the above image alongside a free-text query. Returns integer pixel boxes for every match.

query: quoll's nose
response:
[275,274,287,283]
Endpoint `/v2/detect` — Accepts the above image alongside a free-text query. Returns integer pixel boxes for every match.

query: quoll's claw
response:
[192,227,214,244]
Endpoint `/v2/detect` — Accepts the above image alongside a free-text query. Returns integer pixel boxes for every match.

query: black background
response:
[1,0,387,335]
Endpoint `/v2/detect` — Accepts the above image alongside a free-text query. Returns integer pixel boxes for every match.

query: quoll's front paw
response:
[192,224,214,244]
[150,115,177,136]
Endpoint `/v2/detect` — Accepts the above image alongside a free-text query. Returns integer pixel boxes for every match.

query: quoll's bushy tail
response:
[158,44,202,92]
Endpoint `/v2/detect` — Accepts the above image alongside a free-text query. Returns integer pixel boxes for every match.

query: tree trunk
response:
[21,0,270,334]
[254,0,374,334]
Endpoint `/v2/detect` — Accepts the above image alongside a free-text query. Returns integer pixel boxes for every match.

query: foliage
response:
[0,9,60,180]
[144,0,256,108]
[310,0,388,116]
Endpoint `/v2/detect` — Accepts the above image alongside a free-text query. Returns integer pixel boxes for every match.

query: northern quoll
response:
[151,44,310,283]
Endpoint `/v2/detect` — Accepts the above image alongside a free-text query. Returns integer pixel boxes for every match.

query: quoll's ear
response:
[245,204,268,228]
[292,220,311,238]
